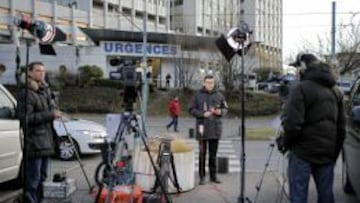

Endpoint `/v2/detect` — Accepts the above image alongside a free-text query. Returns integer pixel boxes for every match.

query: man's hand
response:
[54,110,62,119]
[276,135,288,154]
[203,111,213,118]
[213,108,222,115]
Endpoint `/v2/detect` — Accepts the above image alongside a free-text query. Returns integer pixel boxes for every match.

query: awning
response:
[79,28,218,50]
[56,25,94,46]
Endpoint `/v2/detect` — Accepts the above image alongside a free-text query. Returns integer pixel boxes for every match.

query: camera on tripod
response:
[109,59,143,112]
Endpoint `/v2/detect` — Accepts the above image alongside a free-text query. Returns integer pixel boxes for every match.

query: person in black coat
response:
[189,75,228,185]
[18,61,62,203]
[282,53,346,203]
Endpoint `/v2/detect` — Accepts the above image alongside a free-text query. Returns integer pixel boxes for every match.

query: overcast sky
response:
[283,0,360,62]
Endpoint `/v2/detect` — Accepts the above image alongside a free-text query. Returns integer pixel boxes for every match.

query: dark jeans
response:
[198,139,219,179]
[25,157,49,203]
[166,116,178,131]
[288,152,335,203]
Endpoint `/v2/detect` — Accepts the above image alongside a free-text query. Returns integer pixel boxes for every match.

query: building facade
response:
[171,0,239,36]
[0,0,282,87]
[240,0,282,72]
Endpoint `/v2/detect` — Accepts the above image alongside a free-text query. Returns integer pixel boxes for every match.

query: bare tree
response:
[337,13,360,74]
[169,35,200,89]
[298,13,360,76]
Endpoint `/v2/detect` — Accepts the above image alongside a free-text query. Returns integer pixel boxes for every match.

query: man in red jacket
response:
[166,95,181,132]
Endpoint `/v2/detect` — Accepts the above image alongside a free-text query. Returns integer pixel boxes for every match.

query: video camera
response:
[109,59,142,112]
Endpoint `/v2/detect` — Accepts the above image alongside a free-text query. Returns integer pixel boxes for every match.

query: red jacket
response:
[168,99,181,117]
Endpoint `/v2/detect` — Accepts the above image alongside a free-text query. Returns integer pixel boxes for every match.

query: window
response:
[350,79,360,106]
[0,88,15,119]
[174,0,183,6]
[0,64,5,76]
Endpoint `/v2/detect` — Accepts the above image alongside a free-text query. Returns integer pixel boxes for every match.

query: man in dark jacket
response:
[282,53,346,203]
[189,75,228,185]
[18,61,62,203]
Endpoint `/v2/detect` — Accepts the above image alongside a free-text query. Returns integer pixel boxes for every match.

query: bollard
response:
[217,157,229,174]
[189,128,194,138]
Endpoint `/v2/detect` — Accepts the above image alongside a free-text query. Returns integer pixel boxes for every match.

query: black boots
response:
[199,176,222,185]
[210,177,222,184]
[199,177,205,185]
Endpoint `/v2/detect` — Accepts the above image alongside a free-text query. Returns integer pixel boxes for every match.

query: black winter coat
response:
[283,62,346,164]
[189,88,228,140]
[18,79,56,158]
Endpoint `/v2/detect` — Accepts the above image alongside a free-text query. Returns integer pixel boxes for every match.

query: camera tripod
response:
[151,137,182,195]
[94,101,172,203]
[252,126,289,203]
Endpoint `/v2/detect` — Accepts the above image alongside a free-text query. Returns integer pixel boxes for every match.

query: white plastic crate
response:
[43,178,76,198]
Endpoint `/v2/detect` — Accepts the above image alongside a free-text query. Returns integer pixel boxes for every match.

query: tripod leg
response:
[170,152,182,192]
[59,118,93,192]
[152,145,163,193]
[253,142,275,203]
[160,152,170,195]
[138,135,172,203]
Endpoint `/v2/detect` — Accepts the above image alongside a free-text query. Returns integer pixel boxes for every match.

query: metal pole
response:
[331,1,337,76]
[237,43,250,203]
[331,1,336,59]
[22,40,30,203]
[240,46,246,203]
[141,0,149,120]
[167,0,171,32]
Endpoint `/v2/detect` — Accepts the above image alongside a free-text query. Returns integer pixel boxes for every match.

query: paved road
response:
[72,113,275,138]
[2,114,359,203]
[43,140,359,203]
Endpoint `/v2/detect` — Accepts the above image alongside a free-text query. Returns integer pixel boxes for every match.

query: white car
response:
[0,84,22,185]
[53,115,107,161]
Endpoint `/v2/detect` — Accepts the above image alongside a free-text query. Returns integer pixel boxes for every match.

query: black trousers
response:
[198,139,219,179]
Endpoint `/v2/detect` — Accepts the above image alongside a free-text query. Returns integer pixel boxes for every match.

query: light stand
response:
[237,42,251,203]
[215,21,252,203]
[21,39,30,203]
[12,14,68,203]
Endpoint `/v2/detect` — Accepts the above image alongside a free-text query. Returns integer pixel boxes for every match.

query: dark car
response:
[343,77,360,199]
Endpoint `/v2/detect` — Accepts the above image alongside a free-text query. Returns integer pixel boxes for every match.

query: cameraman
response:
[280,53,345,203]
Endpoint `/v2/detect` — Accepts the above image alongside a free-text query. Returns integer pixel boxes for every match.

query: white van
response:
[245,73,257,90]
[0,84,22,184]
[233,73,258,90]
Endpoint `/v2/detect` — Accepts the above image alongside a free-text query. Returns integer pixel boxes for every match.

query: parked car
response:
[337,80,352,95]
[0,84,106,165]
[343,77,360,199]
[0,84,22,184]
[53,115,107,161]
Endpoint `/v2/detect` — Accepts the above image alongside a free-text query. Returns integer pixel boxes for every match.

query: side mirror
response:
[0,106,16,119]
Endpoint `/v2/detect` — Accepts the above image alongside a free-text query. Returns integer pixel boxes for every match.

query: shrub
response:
[227,90,281,116]
[78,65,104,87]
[94,79,123,88]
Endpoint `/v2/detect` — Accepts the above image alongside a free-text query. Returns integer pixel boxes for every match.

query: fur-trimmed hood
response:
[20,73,49,92]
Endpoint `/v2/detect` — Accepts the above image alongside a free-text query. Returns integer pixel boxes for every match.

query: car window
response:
[337,82,351,87]
[0,88,15,119]
[350,79,360,106]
